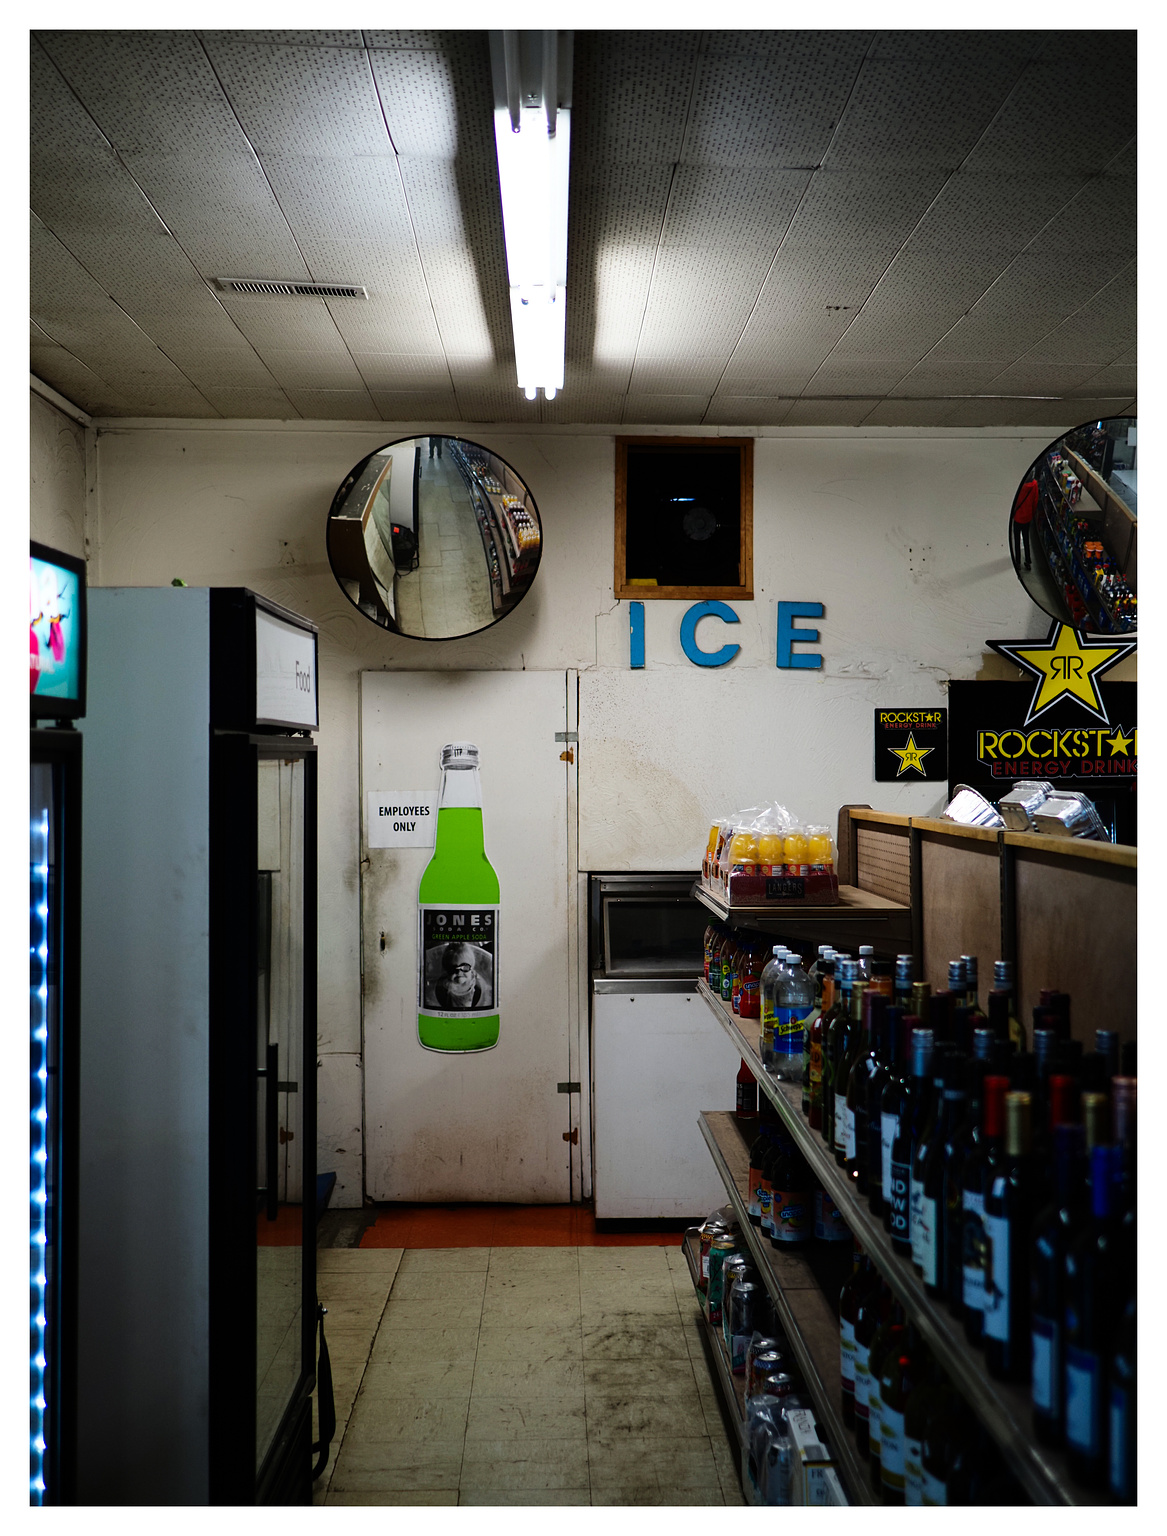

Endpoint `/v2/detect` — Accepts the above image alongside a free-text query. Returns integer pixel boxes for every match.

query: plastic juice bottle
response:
[807,826,833,872]
[703,922,719,983]
[757,830,785,876]
[418,742,500,1052]
[740,946,764,1020]
[760,948,790,1066]
[732,941,748,1013]
[783,828,809,877]
[719,932,737,1003]
[704,823,720,885]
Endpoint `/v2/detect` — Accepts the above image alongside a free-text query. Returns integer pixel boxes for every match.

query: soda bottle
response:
[772,951,813,1082]
[418,742,500,1052]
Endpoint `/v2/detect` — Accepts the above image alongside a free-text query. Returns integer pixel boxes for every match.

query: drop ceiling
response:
[29,29,1136,428]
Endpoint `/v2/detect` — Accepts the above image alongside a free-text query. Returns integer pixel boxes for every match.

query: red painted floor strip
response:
[358,1204,682,1248]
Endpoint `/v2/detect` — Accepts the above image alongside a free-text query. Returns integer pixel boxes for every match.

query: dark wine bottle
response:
[822,958,853,1150]
[889,1028,934,1254]
[877,1322,916,1504]
[1030,1122,1087,1447]
[893,954,914,1012]
[845,990,885,1189]
[833,976,866,1166]
[960,1073,1010,1347]
[879,1013,918,1232]
[982,1090,1034,1381]
[865,1004,903,1218]
[852,1278,891,1459]
[838,1245,876,1427]
[1064,1143,1126,1488]
[867,1311,904,1494]
[807,960,833,1132]
[943,1049,989,1314]
[917,1054,965,1297]
[902,1347,943,1506]
[1108,1293,1136,1504]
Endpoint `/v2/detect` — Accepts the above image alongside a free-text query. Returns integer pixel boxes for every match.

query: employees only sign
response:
[367,791,437,848]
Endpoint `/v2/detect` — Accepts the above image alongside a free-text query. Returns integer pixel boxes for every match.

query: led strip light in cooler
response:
[30,810,50,1504]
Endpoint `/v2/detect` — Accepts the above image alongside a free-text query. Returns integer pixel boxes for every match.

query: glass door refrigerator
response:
[76,586,320,1505]
[30,541,87,1505]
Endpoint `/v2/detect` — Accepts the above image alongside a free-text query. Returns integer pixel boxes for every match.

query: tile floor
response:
[313,1245,743,1506]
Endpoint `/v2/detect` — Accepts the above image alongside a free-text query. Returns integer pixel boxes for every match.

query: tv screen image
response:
[30,554,81,701]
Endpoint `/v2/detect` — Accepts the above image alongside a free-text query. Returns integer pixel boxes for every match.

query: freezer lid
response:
[592,975,699,995]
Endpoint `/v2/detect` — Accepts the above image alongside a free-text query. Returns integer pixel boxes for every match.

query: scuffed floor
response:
[312,1245,744,1506]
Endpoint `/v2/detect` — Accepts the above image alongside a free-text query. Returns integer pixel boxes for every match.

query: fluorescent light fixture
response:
[490,32,572,403]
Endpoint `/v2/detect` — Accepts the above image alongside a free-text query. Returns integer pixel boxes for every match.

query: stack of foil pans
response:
[941,784,1006,830]
[1032,792,1109,841]
[997,780,1055,832]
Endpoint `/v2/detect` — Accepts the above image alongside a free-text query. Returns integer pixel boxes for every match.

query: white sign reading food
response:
[255,606,318,727]
[367,791,438,848]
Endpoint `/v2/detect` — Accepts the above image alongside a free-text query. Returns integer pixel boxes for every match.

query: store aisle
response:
[393,453,495,638]
[313,1245,742,1506]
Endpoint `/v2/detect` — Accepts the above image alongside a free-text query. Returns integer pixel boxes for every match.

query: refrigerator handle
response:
[264,1042,279,1221]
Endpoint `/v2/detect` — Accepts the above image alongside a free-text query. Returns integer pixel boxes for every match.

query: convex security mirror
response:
[1009,416,1136,634]
[327,435,543,639]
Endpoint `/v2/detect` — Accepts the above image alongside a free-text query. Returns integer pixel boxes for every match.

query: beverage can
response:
[729,1279,760,1373]
[749,1349,787,1399]
[721,1256,751,1349]
[698,1218,729,1291]
[707,1235,738,1325]
[745,1337,782,1397]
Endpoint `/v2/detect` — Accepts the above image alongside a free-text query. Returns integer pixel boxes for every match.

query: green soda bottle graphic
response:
[418,742,500,1052]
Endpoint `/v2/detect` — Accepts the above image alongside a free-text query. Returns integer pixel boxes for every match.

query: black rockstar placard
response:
[874,708,948,782]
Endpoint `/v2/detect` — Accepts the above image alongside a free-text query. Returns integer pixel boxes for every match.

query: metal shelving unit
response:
[693,883,912,955]
[696,979,1100,1506]
[695,1111,873,1506]
[679,1230,747,1459]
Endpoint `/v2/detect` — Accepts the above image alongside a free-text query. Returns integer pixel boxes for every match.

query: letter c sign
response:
[679,601,741,667]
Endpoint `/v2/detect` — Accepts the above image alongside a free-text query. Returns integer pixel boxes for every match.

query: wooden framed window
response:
[614,436,753,601]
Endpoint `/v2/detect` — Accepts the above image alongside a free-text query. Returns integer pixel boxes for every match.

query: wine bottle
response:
[992,959,1026,1050]
[918,1053,965,1297]
[824,959,856,1155]
[1030,1122,1087,1447]
[736,1057,758,1120]
[878,1322,916,1504]
[919,1385,962,1506]
[879,1012,916,1232]
[909,1043,953,1278]
[960,1073,1010,1346]
[838,1245,875,1428]
[1108,1293,1136,1504]
[418,741,501,1052]
[890,1027,934,1254]
[1064,1143,1126,1488]
[845,989,884,1187]
[807,961,832,1132]
[866,1309,904,1494]
[902,1347,943,1506]
[943,1050,988,1315]
[893,953,914,1011]
[833,976,866,1165]
[852,1278,891,1458]
[865,1004,902,1218]
[982,1091,1035,1381]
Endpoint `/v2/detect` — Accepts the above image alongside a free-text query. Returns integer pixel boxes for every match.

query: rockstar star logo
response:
[988,621,1136,726]
[890,732,933,776]
[1106,725,1135,756]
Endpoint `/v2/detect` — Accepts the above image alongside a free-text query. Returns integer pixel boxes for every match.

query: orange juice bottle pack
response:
[702,804,839,907]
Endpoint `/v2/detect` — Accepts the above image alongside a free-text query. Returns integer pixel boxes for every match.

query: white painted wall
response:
[30,389,87,557]
[85,418,1059,1203]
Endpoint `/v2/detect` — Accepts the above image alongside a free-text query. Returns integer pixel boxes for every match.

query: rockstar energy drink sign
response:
[950,623,1136,844]
[974,723,1136,781]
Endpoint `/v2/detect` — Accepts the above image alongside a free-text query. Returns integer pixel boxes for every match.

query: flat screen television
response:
[30,541,87,721]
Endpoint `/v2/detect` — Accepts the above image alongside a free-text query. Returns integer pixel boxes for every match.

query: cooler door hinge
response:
[562,1127,579,1144]
[554,732,578,742]
[557,1081,581,1093]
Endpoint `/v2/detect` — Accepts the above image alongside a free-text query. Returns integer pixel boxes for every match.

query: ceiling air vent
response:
[214,278,368,299]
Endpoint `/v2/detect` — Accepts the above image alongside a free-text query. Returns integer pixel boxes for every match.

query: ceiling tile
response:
[781,398,883,427]
[369,391,462,421]
[571,32,702,165]
[686,31,871,167]
[860,398,966,427]
[702,396,795,427]
[201,31,365,47]
[282,389,381,421]
[622,394,708,425]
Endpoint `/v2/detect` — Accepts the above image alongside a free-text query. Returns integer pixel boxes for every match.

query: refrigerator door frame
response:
[30,725,82,1506]
[208,730,318,1505]
[209,588,320,735]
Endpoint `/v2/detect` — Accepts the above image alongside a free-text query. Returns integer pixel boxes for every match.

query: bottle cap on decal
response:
[440,741,479,769]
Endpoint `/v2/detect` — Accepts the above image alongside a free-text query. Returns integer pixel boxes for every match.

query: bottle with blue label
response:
[769,950,813,1082]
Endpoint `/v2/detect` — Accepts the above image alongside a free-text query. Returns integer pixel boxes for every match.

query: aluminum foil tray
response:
[941,784,1006,830]
[1032,792,1109,841]
[997,780,1055,832]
